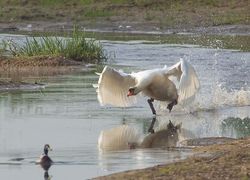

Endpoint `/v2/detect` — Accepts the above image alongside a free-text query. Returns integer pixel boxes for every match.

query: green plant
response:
[2,28,107,63]
[221,117,250,138]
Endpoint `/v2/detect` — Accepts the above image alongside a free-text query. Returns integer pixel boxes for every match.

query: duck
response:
[95,58,200,115]
[36,144,53,171]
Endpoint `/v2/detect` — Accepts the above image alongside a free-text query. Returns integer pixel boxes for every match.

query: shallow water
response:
[0,34,250,179]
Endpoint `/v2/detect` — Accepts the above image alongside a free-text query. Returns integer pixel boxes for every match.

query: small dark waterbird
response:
[36,144,53,171]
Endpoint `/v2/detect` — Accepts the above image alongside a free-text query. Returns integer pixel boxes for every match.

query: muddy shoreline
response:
[0,80,45,91]
[94,137,250,180]
[0,21,249,36]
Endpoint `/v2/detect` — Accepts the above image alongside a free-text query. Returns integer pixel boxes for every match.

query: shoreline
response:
[94,137,250,180]
[0,22,249,36]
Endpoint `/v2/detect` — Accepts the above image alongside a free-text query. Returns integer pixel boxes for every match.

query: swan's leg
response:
[147,98,156,115]
[167,99,178,112]
[148,116,156,133]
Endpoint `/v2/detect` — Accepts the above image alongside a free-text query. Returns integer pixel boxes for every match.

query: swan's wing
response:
[96,66,137,107]
[98,125,141,151]
[165,59,200,103]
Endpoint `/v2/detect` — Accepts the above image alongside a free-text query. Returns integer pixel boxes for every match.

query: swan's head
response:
[44,144,52,155]
[128,142,138,149]
[167,120,182,136]
[127,87,139,96]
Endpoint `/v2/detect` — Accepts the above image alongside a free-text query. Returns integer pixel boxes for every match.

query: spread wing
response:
[95,66,137,107]
[165,59,200,103]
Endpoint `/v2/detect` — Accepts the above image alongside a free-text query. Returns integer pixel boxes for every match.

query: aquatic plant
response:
[2,28,107,63]
[221,117,250,138]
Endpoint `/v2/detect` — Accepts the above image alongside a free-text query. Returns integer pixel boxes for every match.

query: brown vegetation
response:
[0,56,84,78]
[0,56,82,68]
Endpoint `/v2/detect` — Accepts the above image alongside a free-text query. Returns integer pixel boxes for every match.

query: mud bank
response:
[94,137,250,180]
[0,80,45,91]
[0,56,89,77]
[0,22,250,36]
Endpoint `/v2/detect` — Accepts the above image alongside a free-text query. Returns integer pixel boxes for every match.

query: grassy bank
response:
[0,28,107,64]
[0,0,249,29]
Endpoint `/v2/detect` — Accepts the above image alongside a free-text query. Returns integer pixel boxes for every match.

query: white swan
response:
[95,58,200,114]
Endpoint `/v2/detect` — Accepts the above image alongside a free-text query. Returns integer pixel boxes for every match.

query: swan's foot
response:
[148,116,156,134]
[167,99,178,112]
[148,128,155,134]
[147,98,156,115]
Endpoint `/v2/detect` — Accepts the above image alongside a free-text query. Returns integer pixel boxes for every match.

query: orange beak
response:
[127,91,133,97]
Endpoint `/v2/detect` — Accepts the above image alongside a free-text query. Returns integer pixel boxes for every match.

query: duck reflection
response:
[44,171,52,180]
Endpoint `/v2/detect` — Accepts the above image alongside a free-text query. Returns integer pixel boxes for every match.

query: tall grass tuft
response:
[3,28,107,63]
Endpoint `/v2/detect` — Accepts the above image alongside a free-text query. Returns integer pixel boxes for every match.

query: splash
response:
[212,86,250,107]
[193,85,250,112]
[158,84,250,113]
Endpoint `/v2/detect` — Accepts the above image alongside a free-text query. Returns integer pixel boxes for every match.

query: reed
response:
[2,28,107,63]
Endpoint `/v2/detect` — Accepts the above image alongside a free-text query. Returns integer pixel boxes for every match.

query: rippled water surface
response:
[0,34,250,179]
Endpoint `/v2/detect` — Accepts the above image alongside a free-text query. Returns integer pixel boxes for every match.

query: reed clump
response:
[2,29,107,63]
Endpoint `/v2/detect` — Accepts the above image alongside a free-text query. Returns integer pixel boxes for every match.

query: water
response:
[0,34,250,179]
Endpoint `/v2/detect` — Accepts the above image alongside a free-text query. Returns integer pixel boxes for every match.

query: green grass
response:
[84,9,113,18]
[0,0,248,28]
[2,28,107,63]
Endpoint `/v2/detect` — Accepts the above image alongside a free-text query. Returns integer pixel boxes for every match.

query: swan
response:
[36,144,53,170]
[95,58,200,115]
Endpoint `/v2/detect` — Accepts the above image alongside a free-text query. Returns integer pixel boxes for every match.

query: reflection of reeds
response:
[2,28,107,63]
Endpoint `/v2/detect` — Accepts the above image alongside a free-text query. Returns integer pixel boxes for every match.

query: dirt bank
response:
[0,0,249,35]
[0,56,82,67]
[94,137,250,180]
[0,55,89,78]
[0,21,250,36]
[0,80,45,91]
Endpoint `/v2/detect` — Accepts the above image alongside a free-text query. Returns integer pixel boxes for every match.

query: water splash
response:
[161,84,250,113]
[212,86,250,107]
